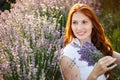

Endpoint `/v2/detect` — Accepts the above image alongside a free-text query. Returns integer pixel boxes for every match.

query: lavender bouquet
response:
[77,42,104,66]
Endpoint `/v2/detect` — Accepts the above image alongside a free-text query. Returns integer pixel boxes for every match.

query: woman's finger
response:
[107,63,117,71]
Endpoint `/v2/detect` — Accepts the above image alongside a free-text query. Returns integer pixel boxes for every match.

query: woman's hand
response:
[91,56,117,79]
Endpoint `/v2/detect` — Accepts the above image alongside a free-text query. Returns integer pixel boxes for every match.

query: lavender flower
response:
[77,42,104,66]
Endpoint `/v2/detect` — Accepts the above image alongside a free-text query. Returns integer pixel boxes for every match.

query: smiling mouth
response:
[77,32,86,36]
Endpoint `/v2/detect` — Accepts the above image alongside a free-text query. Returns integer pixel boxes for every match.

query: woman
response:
[59,3,120,80]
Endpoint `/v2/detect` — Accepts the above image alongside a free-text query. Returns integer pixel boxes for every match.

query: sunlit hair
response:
[64,3,113,56]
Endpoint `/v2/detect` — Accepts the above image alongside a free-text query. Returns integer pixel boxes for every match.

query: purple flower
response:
[77,42,104,66]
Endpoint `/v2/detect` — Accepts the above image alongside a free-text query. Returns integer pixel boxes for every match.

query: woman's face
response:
[71,11,93,44]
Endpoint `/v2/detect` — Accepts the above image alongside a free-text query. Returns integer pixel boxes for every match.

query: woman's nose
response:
[77,24,83,30]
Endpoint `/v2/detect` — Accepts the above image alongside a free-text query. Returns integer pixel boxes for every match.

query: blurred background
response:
[0,0,120,80]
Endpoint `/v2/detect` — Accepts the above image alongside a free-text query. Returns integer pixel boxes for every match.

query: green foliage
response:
[111,65,120,80]
[107,28,120,52]
[1,2,11,11]
[0,0,16,11]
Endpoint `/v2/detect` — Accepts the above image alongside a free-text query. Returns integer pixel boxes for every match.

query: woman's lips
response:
[77,32,86,36]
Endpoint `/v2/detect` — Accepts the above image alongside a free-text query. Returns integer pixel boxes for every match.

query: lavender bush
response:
[0,0,63,80]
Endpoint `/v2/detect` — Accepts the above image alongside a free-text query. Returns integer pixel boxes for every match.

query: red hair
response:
[64,3,113,56]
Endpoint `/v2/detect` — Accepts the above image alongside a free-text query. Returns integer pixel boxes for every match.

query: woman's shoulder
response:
[63,43,74,52]
[60,39,81,61]
[63,38,81,53]
[60,43,75,60]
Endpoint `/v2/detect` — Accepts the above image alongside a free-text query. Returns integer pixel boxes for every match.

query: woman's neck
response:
[79,39,91,46]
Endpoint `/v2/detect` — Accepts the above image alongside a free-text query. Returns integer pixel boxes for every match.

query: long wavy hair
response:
[64,3,113,56]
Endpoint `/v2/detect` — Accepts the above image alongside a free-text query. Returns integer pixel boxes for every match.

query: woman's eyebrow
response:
[72,18,89,21]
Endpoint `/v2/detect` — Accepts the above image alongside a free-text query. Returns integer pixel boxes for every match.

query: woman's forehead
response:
[72,12,89,20]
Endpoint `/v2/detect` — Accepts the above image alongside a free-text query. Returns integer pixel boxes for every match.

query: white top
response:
[60,38,106,80]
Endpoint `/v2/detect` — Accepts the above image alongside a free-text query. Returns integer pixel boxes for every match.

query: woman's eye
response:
[72,21,78,24]
[82,20,88,24]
